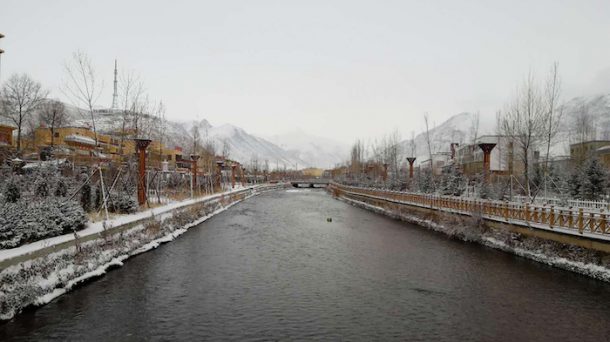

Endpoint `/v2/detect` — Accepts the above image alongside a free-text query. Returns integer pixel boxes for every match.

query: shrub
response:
[54,179,68,197]
[107,192,138,214]
[0,199,87,249]
[34,177,50,198]
[80,184,92,212]
[4,180,20,203]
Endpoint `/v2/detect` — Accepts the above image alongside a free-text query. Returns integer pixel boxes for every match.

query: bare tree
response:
[117,70,142,154]
[221,139,231,159]
[573,102,595,145]
[469,111,480,144]
[62,51,103,145]
[0,73,48,152]
[39,100,67,148]
[542,62,562,196]
[497,72,547,196]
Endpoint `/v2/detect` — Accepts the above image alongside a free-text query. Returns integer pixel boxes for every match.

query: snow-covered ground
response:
[0,183,287,321]
[0,184,255,264]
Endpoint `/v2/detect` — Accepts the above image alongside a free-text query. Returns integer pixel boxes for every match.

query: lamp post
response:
[0,33,5,84]
[134,138,151,206]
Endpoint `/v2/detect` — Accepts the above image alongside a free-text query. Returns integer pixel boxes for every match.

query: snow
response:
[338,194,610,282]
[0,185,264,264]
[64,134,96,146]
[0,184,284,321]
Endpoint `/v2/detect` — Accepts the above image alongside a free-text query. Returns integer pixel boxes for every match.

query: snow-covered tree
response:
[579,158,608,200]
[440,164,466,196]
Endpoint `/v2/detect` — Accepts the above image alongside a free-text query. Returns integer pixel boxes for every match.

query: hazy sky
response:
[1,0,610,144]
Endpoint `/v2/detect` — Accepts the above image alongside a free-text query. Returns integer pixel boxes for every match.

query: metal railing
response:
[330,183,609,240]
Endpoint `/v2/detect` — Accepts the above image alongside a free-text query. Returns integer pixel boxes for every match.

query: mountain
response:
[205,123,307,168]
[265,129,350,169]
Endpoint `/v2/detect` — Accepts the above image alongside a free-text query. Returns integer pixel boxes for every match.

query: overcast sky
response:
[1,0,610,144]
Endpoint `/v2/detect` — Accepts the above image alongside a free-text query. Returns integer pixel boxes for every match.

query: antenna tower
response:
[111,59,118,110]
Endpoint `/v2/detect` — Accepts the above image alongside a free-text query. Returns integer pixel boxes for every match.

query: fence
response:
[330,183,609,240]
[512,195,610,211]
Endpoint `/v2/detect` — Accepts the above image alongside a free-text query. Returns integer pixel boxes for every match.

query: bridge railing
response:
[330,183,609,239]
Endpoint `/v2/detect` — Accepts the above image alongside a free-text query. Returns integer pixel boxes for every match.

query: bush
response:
[4,180,20,203]
[81,184,92,212]
[107,192,138,214]
[34,177,50,198]
[0,199,87,249]
[54,179,68,197]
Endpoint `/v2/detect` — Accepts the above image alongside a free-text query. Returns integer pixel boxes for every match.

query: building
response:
[0,124,15,147]
[570,140,610,167]
[455,135,535,178]
[420,152,451,176]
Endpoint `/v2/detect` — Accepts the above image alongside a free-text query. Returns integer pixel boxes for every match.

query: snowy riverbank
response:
[336,195,610,282]
[0,184,286,321]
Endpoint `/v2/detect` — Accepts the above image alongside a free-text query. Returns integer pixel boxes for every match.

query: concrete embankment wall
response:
[330,185,610,281]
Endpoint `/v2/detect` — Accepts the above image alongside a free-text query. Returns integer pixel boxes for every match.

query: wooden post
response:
[577,208,584,233]
[231,164,237,189]
[134,138,151,206]
[406,157,416,179]
[478,143,496,183]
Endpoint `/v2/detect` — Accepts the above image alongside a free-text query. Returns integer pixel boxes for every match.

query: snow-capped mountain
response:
[205,123,307,168]
[265,129,350,169]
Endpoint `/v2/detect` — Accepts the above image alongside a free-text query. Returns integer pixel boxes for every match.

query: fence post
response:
[549,206,555,229]
[600,210,606,234]
[525,203,530,222]
[577,208,584,234]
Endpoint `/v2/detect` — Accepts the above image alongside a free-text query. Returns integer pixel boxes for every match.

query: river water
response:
[2,189,610,341]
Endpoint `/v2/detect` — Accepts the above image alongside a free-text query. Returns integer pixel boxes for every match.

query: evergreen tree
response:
[579,158,609,200]
[418,170,434,193]
[34,177,50,198]
[5,180,20,203]
[568,170,582,199]
[94,186,102,210]
[440,164,465,196]
[80,184,92,212]
[54,179,68,197]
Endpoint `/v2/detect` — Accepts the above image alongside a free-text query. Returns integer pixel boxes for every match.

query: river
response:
[1,189,609,341]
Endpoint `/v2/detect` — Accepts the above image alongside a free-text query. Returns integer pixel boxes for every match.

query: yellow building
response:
[301,167,324,177]
[0,124,15,147]
[570,140,610,167]
[33,125,187,169]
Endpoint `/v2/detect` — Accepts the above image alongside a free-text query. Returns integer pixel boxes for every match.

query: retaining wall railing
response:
[330,183,609,241]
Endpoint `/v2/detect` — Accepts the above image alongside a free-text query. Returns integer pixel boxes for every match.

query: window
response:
[54,132,59,138]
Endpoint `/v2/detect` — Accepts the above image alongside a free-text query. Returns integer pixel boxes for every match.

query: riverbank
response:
[0,183,287,321]
[333,189,610,282]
